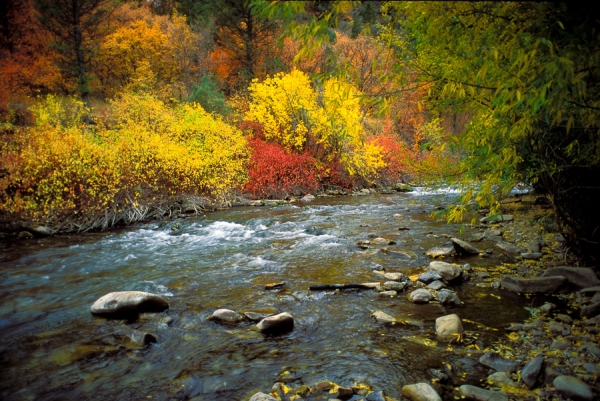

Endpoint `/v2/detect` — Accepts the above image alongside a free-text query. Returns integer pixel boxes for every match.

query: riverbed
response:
[0,190,541,400]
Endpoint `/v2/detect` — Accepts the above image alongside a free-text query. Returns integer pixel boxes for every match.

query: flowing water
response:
[0,191,538,400]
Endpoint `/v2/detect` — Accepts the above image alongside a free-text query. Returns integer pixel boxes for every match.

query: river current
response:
[0,190,534,400]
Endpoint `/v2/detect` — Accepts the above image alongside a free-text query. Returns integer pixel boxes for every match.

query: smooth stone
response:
[580,286,600,293]
[373,237,392,245]
[249,392,278,401]
[426,243,455,258]
[479,352,520,373]
[360,282,382,289]
[459,385,508,401]
[581,302,600,318]
[436,289,461,306]
[90,291,169,317]
[301,194,315,201]
[435,314,464,339]
[521,355,544,389]
[553,375,594,401]
[428,261,462,281]
[427,280,445,290]
[384,272,405,281]
[21,224,55,236]
[487,372,515,386]
[401,382,442,401]
[450,237,480,255]
[521,252,542,260]
[208,308,244,324]
[17,231,34,239]
[542,266,600,289]
[243,311,273,321]
[409,288,433,304]
[256,312,294,333]
[480,214,513,223]
[378,290,397,297]
[366,390,386,401]
[500,275,566,294]
[495,242,525,254]
[372,310,396,324]
[383,281,406,291]
[419,271,443,284]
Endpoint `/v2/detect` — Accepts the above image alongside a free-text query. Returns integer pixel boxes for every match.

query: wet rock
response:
[394,183,413,192]
[17,231,34,239]
[435,314,463,339]
[480,214,513,224]
[265,281,286,290]
[427,280,445,291]
[90,291,169,317]
[398,226,411,231]
[479,352,520,373]
[426,243,455,258]
[208,309,244,324]
[542,266,600,290]
[383,281,406,291]
[378,290,397,297]
[301,194,315,202]
[243,311,273,322]
[463,263,472,271]
[581,302,600,318]
[372,237,394,245]
[487,372,515,387]
[459,385,508,401]
[372,310,396,324]
[314,382,334,392]
[401,382,442,401]
[21,224,55,237]
[409,288,433,304]
[450,237,480,255]
[500,275,566,294]
[384,272,405,281]
[521,355,544,389]
[249,392,278,401]
[366,390,386,401]
[495,242,525,254]
[429,369,449,382]
[543,367,562,385]
[484,229,503,238]
[427,261,462,281]
[256,312,294,334]
[419,271,443,284]
[553,375,594,401]
[333,386,354,400]
[477,272,491,280]
[521,252,542,260]
[436,289,461,306]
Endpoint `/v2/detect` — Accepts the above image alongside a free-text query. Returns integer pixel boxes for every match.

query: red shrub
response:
[245,137,321,199]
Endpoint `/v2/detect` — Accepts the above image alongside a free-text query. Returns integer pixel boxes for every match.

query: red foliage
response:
[245,137,321,199]
[322,158,357,190]
[239,120,265,139]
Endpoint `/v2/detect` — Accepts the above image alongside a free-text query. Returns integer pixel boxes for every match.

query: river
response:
[0,190,536,400]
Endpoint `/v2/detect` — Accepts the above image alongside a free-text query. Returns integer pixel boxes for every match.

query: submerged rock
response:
[256,312,294,334]
[553,375,594,401]
[450,237,480,255]
[500,275,566,294]
[401,382,441,401]
[436,289,461,306]
[459,385,508,401]
[90,291,169,317]
[435,314,463,339]
[428,261,462,281]
[208,309,244,324]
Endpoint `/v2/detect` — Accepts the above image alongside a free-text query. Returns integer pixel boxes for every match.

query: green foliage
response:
[188,75,231,116]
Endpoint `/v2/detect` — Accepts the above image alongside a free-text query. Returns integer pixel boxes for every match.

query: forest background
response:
[0,1,598,265]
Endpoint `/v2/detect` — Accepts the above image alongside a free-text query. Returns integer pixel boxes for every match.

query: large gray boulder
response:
[541,266,600,290]
[428,261,462,281]
[450,238,480,255]
[459,385,508,401]
[91,291,169,317]
[500,275,566,294]
[479,352,520,373]
[256,312,294,333]
[207,308,244,324]
[435,314,464,340]
[553,375,594,401]
[401,383,442,401]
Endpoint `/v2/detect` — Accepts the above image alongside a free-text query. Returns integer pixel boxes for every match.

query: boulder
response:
[256,312,294,334]
[458,385,508,401]
[541,266,600,290]
[436,289,461,306]
[500,275,566,294]
[479,352,520,373]
[553,375,594,401]
[450,238,480,255]
[435,314,464,339]
[208,308,244,324]
[384,272,405,281]
[426,243,455,258]
[401,383,442,401]
[91,291,169,317]
[480,214,513,224]
[428,261,462,281]
[249,392,278,401]
[372,310,396,324]
[409,289,433,304]
[521,355,544,389]
[419,271,443,284]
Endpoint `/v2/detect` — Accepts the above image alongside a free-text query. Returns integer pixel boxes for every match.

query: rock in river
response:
[428,261,462,281]
[372,310,396,324]
[384,272,405,281]
[419,271,443,284]
[207,308,244,324]
[459,385,508,401]
[450,237,480,255]
[479,352,520,373]
[249,392,278,401]
[500,275,566,294]
[256,312,294,334]
[436,289,461,306]
[435,314,463,339]
[90,291,169,317]
[401,382,441,401]
[553,375,594,401]
[409,288,433,304]
[426,243,455,258]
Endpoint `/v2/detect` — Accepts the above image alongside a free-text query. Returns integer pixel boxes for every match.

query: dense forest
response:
[1,1,599,265]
